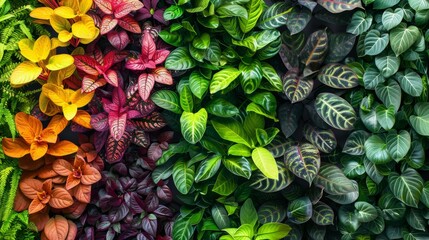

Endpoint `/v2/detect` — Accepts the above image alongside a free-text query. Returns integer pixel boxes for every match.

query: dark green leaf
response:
[165,47,196,70]
[257,202,287,224]
[343,130,370,155]
[287,196,312,224]
[284,142,320,184]
[388,168,424,208]
[151,90,182,114]
[250,162,294,193]
[223,156,252,179]
[314,163,356,195]
[213,169,237,196]
[257,2,293,29]
[317,64,359,89]
[315,93,357,130]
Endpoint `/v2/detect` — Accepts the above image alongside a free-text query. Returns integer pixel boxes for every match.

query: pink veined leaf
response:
[132,112,166,132]
[106,132,131,163]
[114,0,144,19]
[153,49,170,65]
[103,70,119,87]
[107,31,130,50]
[118,15,141,33]
[91,112,109,132]
[138,73,155,101]
[127,110,142,119]
[109,111,127,141]
[100,15,119,35]
[112,86,127,107]
[94,0,113,14]
[74,56,100,76]
[152,67,173,85]
[114,51,128,63]
[125,57,147,71]
[135,100,156,116]
[141,29,156,60]
[91,47,104,65]
[82,76,107,93]
[147,143,162,161]
[126,83,140,106]
[102,98,116,112]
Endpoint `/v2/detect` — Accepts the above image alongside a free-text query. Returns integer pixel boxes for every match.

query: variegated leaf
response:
[315,93,356,131]
[250,162,294,193]
[304,124,337,153]
[299,30,328,70]
[317,64,359,89]
[317,0,363,13]
[284,142,320,184]
[282,71,313,103]
[106,131,131,163]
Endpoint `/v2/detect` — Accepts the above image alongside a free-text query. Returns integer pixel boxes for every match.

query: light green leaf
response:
[255,222,291,240]
[180,109,207,144]
[210,68,242,94]
[257,2,293,29]
[216,4,248,19]
[165,47,196,70]
[390,23,420,56]
[189,71,209,99]
[239,0,264,33]
[388,168,424,208]
[195,155,222,182]
[252,147,279,180]
[173,160,195,194]
[212,119,252,147]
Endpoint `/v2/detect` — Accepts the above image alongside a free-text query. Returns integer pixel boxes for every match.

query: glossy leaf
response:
[212,119,252,147]
[355,201,378,222]
[317,64,359,89]
[386,130,411,162]
[257,2,292,29]
[304,124,337,153]
[189,71,209,99]
[284,143,320,184]
[317,0,363,13]
[210,68,241,94]
[223,157,252,179]
[213,169,237,196]
[173,160,194,194]
[346,11,372,35]
[314,163,356,195]
[255,222,291,240]
[375,105,395,130]
[365,135,391,164]
[195,155,222,182]
[239,0,264,33]
[410,102,429,136]
[287,196,312,224]
[252,147,279,180]
[151,90,182,114]
[278,102,303,138]
[390,23,420,56]
[257,202,287,224]
[364,29,389,56]
[180,109,207,144]
[315,93,357,130]
[312,202,334,225]
[395,70,423,97]
[250,162,294,193]
[165,47,196,70]
[382,8,404,31]
[375,53,400,78]
[388,168,423,208]
[282,71,313,103]
[300,30,328,70]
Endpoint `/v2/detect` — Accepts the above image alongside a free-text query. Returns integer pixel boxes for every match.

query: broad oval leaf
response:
[252,147,279,180]
[257,2,293,29]
[365,135,391,164]
[395,70,423,97]
[212,119,252,147]
[355,201,378,223]
[363,65,385,90]
[278,102,303,138]
[223,157,252,179]
[287,196,312,224]
[250,161,294,193]
[210,68,241,94]
[317,64,359,89]
[375,53,400,78]
[314,163,355,195]
[151,90,182,114]
[375,79,402,112]
[390,23,420,56]
[315,93,357,130]
[172,160,195,194]
[386,130,411,162]
[410,102,429,136]
[342,130,370,155]
[311,202,334,225]
[388,168,424,208]
[317,0,363,13]
[257,202,287,224]
[325,33,356,63]
[346,11,373,35]
[382,8,404,31]
[213,169,237,196]
[304,124,337,153]
[299,30,328,70]
[282,71,313,103]
[194,155,222,182]
[284,142,320,184]
[255,222,291,240]
[165,47,196,70]
[180,109,208,144]
[189,71,209,99]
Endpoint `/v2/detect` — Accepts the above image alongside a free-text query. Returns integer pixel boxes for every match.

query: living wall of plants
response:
[1,0,429,239]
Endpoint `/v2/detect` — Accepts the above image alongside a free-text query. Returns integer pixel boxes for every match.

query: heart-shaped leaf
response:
[365,135,391,164]
[390,23,420,56]
[395,70,423,97]
[388,168,423,208]
[382,8,404,31]
[410,102,429,136]
[165,47,196,70]
[364,29,389,56]
[375,53,400,78]
[355,201,378,223]
[386,130,411,162]
[180,109,207,144]
[346,11,373,35]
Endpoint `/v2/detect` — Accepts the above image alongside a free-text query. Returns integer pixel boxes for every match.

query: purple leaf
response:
[142,214,157,237]
[144,192,159,212]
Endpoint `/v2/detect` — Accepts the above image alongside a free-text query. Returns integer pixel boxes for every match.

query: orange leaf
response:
[29,198,46,214]
[15,112,42,144]
[49,188,73,209]
[66,220,77,240]
[1,138,30,158]
[38,164,58,179]
[81,165,101,185]
[47,140,78,156]
[52,159,73,176]
[19,178,43,199]
[52,176,67,184]
[40,129,57,143]
[10,61,43,87]
[66,174,81,190]
[30,208,50,231]
[30,141,48,160]
[72,110,92,129]
[18,155,45,171]
[14,189,31,212]
[46,115,69,135]
[74,184,91,203]
[44,215,69,240]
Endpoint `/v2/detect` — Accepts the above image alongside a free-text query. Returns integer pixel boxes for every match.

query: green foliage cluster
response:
[0,0,45,239]
[0,0,47,138]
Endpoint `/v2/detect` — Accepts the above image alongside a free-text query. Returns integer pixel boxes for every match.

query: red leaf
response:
[106,131,131,163]
[102,51,117,69]
[94,0,113,14]
[101,15,119,35]
[49,188,73,209]
[152,67,173,85]
[112,86,127,106]
[125,57,147,70]
[107,31,130,50]
[153,49,170,65]
[127,110,142,119]
[74,56,100,76]
[103,69,119,87]
[131,130,150,147]
[117,15,141,33]
[114,0,144,18]
[133,112,166,132]
[109,112,127,140]
[141,29,156,60]
[91,112,109,131]
[138,73,155,101]
[44,215,69,240]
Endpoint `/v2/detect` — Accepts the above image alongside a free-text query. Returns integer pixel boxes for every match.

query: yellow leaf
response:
[71,47,85,55]
[71,88,94,108]
[46,54,74,71]
[72,15,97,39]
[50,14,71,33]
[42,83,68,106]
[51,38,70,49]
[18,39,37,62]
[63,103,78,120]
[58,30,73,43]
[79,0,93,14]
[30,7,54,20]
[10,61,42,87]
[54,6,76,19]
[63,0,79,11]
[33,35,51,61]
[63,65,76,78]
[73,110,92,129]
[79,28,99,44]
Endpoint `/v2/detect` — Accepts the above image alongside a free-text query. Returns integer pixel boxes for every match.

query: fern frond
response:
[0,167,13,212]
[2,169,20,221]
